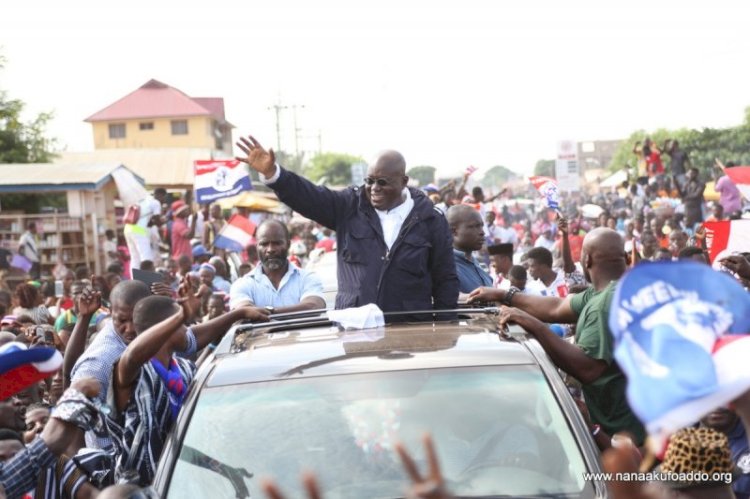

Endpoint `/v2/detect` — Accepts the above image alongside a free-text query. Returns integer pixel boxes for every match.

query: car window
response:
[166,366,594,498]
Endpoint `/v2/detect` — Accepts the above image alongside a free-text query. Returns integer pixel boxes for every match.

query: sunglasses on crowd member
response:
[364,176,402,187]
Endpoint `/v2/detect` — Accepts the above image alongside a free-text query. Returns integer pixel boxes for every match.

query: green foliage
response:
[481,165,518,189]
[303,152,365,186]
[275,149,306,175]
[533,159,555,177]
[406,166,436,186]
[608,108,750,181]
[0,54,57,163]
[0,193,66,212]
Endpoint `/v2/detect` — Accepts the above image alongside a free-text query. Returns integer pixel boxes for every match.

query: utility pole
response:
[292,104,305,158]
[267,98,287,152]
[267,99,305,156]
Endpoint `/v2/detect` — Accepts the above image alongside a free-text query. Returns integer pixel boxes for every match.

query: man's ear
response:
[584,253,593,270]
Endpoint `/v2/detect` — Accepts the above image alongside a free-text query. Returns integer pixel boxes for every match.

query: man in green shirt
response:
[469,228,645,446]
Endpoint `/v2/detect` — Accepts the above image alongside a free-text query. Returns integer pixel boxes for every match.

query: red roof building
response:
[85,79,233,155]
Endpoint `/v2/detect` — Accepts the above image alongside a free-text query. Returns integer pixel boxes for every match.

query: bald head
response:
[371,150,406,176]
[256,219,290,243]
[446,204,478,227]
[366,150,409,211]
[583,228,625,257]
[582,228,627,284]
[109,280,150,308]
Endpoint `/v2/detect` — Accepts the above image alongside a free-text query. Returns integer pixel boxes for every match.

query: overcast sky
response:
[3,0,750,177]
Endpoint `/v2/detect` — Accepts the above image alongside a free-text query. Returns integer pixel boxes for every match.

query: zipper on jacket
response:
[375,215,420,295]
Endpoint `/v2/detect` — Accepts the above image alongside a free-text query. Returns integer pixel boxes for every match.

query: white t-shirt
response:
[18,231,39,263]
[137,196,162,229]
[525,270,569,298]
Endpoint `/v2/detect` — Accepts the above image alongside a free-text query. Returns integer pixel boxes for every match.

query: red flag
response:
[724,166,750,201]
[704,220,750,264]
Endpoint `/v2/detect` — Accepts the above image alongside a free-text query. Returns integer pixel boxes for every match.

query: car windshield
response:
[166,366,594,498]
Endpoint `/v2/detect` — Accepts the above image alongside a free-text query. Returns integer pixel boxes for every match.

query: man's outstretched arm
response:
[236,135,347,230]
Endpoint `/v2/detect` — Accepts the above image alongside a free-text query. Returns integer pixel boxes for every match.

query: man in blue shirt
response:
[229,220,325,313]
[447,205,492,295]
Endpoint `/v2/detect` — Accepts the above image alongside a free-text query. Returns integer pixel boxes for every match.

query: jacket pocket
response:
[342,226,377,264]
[396,233,432,277]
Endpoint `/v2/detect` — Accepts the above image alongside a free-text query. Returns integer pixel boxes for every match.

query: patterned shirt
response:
[71,319,197,450]
[105,356,195,486]
[0,438,56,498]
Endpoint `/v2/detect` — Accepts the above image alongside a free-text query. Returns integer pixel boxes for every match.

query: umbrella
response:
[217,191,285,213]
[580,204,605,219]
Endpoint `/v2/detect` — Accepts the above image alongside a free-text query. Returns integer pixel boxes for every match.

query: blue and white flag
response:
[194,160,252,204]
[213,214,256,253]
[529,176,560,210]
[609,261,750,440]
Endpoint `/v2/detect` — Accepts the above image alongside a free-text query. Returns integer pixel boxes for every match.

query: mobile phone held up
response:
[55,280,64,297]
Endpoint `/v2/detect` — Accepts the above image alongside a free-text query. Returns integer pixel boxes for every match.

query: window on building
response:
[139,122,154,131]
[213,122,225,150]
[171,120,188,135]
[108,123,126,139]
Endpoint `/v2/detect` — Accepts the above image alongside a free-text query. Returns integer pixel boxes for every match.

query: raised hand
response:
[720,254,750,280]
[177,275,202,320]
[262,472,322,499]
[236,135,276,178]
[151,282,175,298]
[77,285,101,317]
[395,434,453,499]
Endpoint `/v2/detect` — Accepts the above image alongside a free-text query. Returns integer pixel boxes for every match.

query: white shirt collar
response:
[374,188,413,218]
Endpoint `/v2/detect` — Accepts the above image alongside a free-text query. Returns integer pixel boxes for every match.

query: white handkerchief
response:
[327,303,385,330]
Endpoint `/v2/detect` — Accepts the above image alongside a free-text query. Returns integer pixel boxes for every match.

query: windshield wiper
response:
[179,445,253,499]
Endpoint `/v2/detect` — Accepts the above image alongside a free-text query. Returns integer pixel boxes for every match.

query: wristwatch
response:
[502,286,521,307]
[264,305,275,314]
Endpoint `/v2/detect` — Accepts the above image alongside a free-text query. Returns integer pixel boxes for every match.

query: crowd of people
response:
[0,132,748,498]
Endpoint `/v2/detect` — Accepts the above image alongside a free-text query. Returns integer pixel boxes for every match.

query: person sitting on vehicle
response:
[236,135,458,315]
[447,205,492,295]
[469,228,646,445]
[107,294,268,485]
[229,220,325,314]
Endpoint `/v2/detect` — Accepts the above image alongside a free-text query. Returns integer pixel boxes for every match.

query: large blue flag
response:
[609,262,750,440]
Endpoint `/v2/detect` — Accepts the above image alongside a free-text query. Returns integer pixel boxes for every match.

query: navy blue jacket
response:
[268,167,458,314]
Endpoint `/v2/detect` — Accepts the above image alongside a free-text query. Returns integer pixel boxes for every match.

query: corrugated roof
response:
[55,148,225,188]
[84,79,227,123]
[0,163,144,192]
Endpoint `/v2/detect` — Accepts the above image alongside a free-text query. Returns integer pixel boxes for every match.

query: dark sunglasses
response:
[364,176,398,187]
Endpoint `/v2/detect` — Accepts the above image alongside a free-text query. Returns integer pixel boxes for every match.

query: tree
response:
[0,53,61,212]
[481,165,518,190]
[0,55,57,164]
[533,159,555,178]
[303,152,365,186]
[406,166,436,186]
[608,107,750,181]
